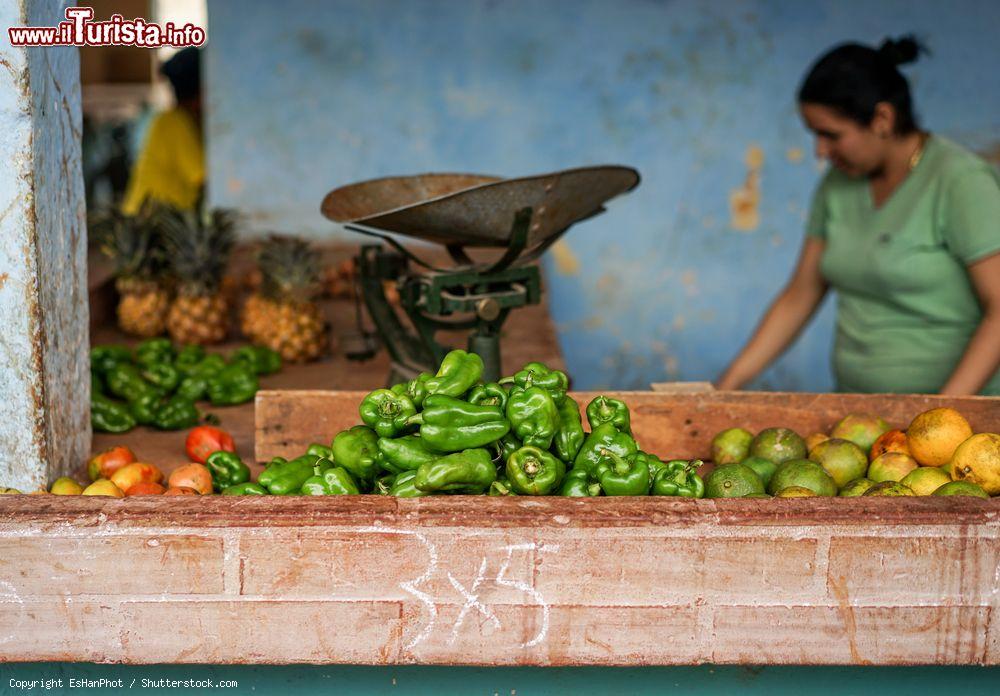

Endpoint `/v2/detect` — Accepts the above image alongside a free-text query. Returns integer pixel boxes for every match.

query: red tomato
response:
[185,426,236,464]
[87,445,138,482]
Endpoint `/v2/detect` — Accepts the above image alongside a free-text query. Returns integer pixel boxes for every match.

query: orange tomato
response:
[163,485,200,496]
[124,481,166,496]
[81,480,125,497]
[167,463,213,495]
[110,462,163,492]
[88,446,137,481]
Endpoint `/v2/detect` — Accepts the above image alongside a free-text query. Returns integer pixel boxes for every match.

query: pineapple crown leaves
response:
[160,204,238,297]
[257,234,323,303]
[89,204,167,280]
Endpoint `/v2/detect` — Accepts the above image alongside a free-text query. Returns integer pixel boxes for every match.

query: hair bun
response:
[878,36,925,66]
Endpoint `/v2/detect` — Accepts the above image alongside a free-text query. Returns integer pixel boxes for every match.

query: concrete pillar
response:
[0,0,88,491]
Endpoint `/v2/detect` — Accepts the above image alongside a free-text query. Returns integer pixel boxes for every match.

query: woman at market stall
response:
[716,36,1000,395]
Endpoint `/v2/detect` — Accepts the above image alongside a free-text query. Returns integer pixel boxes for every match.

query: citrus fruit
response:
[81,480,125,497]
[907,408,973,467]
[704,463,765,498]
[711,428,754,465]
[767,459,837,496]
[932,481,989,498]
[740,456,778,488]
[750,428,807,465]
[775,486,817,498]
[868,452,919,483]
[49,477,84,495]
[805,432,830,452]
[869,429,910,461]
[949,432,1000,495]
[830,413,890,454]
[839,478,876,497]
[862,481,915,496]
[899,467,951,496]
[809,438,868,488]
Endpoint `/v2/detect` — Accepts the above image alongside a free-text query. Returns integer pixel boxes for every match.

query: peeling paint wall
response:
[0,0,88,489]
[207,0,1000,390]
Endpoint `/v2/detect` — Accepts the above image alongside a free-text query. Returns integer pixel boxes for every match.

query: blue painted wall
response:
[206,0,1000,391]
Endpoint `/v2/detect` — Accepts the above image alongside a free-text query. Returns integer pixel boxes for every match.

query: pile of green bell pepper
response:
[213,350,704,499]
[89,339,281,433]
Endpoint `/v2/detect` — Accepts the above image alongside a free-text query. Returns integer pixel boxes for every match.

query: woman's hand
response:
[715,237,829,390]
[938,253,1000,396]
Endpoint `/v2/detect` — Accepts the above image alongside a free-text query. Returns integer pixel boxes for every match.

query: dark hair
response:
[797,36,927,134]
[161,47,201,102]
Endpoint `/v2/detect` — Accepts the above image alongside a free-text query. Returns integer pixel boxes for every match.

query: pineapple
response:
[92,207,170,337]
[161,206,237,345]
[243,235,327,362]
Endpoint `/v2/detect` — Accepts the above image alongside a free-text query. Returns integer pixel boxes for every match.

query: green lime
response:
[767,459,837,496]
[838,478,875,497]
[750,427,807,465]
[711,428,754,465]
[809,438,868,488]
[704,463,765,499]
[932,481,989,498]
[740,456,778,488]
[862,481,915,497]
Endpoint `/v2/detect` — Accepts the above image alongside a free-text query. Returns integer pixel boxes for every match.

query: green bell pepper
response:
[134,338,174,368]
[560,469,602,497]
[221,482,268,496]
[553,395,585,463]
[494,433,523,464]
[468,382,510,410]
[141,362,180,392]
[586,395,632,434]
[152,395,200,430]
[229,345,282,376]
[332,425,381,486]
[359,389,418,438]
[301,464,360,495]
[206,451,251,492]
[259,455,331,495]
[391,372,433,408]
[651,460,705,498]
[506,386,560,450]
[376,435,438,474]
[207,364,259,406]
[489,478,517,496]
[634,451,668,477]
[91,369,105,395]
[374,473,396,495]
[573,422,638,477]
[306,443,335,460]
[91,393,136,433]
[106,363,159,402]
[175,375,209,401]
[593,449,651,496]
[129,392,162,426]
[424,350,484,398]
[90,344,133,375]
[408,395,510,452]
[390,470,431,498]
[174,344,206,375]
[185,353,226,380]
[414,448,497,494]
[501,362,569,404]
[506,446,565,495]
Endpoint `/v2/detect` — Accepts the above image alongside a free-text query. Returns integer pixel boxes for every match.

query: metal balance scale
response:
[321,165,640,384]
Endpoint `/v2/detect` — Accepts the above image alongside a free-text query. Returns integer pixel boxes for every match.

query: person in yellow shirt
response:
[122,47,205,214]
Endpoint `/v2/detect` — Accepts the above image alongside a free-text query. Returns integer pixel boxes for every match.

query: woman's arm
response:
[715,237,829,390]
[938,253,1000,396]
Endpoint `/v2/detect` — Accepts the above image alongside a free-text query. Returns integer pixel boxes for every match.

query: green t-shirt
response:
[806,135,1000,395]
